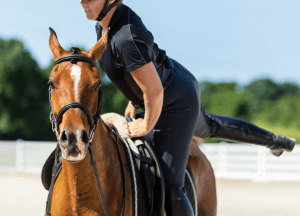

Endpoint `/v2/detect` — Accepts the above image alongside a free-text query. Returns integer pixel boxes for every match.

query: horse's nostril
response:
[82,130,89,145]
[60,130,68,148]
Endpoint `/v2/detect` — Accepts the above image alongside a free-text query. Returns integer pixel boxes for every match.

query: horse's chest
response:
[51,177,103,216]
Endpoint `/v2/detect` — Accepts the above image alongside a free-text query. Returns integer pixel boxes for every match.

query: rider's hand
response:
[124,101,138,118]
[127,118,149,138]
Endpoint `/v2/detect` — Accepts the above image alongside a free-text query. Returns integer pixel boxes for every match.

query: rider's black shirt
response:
[96,4,174,107]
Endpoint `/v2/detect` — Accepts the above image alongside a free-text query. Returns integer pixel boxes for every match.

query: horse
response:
[45,27,217,216]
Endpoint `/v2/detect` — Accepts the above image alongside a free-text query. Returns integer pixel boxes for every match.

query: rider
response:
[80,0,296,215]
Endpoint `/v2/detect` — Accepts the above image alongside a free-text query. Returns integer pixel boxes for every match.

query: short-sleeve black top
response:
[95,4,174,107]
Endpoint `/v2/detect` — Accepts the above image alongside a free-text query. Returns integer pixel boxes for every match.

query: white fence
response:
[201,143,300,182]
[0,141,300,182]
[0,140,57,174]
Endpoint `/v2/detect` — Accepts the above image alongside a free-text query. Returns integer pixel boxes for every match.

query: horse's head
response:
[48,27,108,162]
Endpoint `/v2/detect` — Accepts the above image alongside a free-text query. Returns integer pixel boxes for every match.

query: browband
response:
[53,47,98,68]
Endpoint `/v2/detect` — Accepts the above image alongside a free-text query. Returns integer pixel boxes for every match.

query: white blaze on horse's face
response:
[70,65,82,100]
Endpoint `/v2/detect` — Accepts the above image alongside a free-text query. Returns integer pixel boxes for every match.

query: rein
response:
[46,47,111,216]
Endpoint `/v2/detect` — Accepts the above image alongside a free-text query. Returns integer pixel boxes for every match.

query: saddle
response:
[41,113,197,216]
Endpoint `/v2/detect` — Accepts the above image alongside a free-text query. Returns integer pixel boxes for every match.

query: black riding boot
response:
[195,111,295,157]
[165,185,194,216]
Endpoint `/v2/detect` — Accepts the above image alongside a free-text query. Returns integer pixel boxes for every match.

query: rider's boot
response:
[165,185,194,216]
[195,112,295,157]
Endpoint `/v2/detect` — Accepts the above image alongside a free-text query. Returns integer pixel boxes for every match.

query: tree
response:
[0,39,53,140]
[200,82,253,121]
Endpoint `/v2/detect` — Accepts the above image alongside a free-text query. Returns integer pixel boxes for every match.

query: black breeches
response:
[137,58,201,189]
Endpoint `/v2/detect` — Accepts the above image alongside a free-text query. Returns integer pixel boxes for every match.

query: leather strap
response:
[56,102,94,131]
[88,143,110,216]
[109,126,126,216]
[53,54,97,68]
[96,0,123,21]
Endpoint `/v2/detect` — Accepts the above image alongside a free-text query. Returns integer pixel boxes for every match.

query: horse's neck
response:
[58,119,125,214]
[61,153,95,195]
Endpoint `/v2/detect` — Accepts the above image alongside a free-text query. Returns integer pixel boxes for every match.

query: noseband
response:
[49,47,102,142]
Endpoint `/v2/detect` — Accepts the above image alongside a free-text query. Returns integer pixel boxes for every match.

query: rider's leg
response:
[147,58,200,216]
[136,109,197,216]
[194,103,296,156]
[136,110,198,215]
[152,108,198,216]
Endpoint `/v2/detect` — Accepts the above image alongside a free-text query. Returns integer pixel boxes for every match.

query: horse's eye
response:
[94,81,102,90]
[48,80,56,89]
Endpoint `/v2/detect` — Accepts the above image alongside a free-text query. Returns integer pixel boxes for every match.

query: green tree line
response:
[0,38,299,142]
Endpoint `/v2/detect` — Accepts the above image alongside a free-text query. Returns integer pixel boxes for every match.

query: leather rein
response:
[46,47,125,216]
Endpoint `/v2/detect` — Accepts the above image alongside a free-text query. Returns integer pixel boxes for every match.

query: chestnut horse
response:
[46,28,217,216]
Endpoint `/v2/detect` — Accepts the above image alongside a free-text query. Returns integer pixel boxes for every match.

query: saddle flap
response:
[124,136,165,216]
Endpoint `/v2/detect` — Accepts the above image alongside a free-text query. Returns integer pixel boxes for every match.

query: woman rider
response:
[81,0,296,215]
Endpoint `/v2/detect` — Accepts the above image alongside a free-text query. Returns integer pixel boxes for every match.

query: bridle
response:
[46,47,113,216]
[49,47,103,143]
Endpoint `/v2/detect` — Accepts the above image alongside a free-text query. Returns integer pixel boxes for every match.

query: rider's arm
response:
[130,61,164,132]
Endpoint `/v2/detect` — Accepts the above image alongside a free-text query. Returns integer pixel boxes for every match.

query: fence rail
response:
[1,140,300,182]
[201,142,300,182]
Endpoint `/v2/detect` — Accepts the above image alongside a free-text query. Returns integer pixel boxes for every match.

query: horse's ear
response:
[85,28,109,61]
[49,27,65,60]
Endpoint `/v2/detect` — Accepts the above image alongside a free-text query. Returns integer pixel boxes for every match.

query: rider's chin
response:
[86,11,95,20]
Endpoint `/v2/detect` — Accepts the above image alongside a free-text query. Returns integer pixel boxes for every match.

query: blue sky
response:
[0,0,299,86]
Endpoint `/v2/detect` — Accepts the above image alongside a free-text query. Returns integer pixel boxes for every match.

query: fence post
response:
[218,143,228,178]
[16,140,25,172]
[255,146,267,182]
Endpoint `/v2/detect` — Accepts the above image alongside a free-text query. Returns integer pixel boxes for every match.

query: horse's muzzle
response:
[59,127,89,162]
